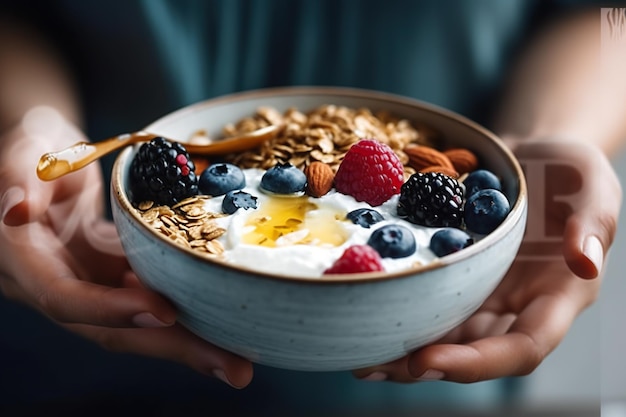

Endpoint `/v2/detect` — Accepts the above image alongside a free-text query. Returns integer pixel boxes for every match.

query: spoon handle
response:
[182,124,278,155]
[36,131,156,181]
[36,124,280,181]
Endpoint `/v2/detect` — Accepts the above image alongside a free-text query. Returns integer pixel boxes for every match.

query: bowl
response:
[111,86,527,371]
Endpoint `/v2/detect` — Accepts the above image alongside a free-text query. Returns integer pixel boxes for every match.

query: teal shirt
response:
[139,0,527,111]
[47,0,541,138]
[0,0,593,414]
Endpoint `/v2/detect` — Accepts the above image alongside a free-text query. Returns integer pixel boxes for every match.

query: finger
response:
[515,141,621,279]
[353,355,415,383]
[14,245,177,328]
[0,132,55,225]
[64,219,129,286]
[561,146,620,279]
[47,280,177,328]
[566,203,619,277]
[68,323,254,389]
[352,312,516,383]
[1,108,93,226]
[407,292,580,383]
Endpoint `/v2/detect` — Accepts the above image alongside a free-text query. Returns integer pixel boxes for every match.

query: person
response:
[0,0,623,415]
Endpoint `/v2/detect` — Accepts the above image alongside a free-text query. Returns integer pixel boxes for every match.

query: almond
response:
[419,165,460,179]
[443,148,478,175]
[305,161,334,197]
[404,144,454,172]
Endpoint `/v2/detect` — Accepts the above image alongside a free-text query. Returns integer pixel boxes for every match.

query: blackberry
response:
[397,172,464,227]
[129,137,198,206]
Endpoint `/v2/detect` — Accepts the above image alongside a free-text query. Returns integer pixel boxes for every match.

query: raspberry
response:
[334,139,404,206]
[323,245,385,275]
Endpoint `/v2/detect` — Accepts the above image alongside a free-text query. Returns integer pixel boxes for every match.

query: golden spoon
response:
[36,124,280,181]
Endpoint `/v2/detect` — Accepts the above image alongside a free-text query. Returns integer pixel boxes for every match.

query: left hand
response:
[353,140,621,383]
[0,110,253,388]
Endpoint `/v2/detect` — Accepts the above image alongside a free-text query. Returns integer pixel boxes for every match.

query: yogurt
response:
[203,169,442,277]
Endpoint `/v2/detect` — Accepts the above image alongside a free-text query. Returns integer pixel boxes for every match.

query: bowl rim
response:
[111,86,527,284]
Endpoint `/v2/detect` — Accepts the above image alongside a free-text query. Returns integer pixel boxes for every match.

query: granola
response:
[216,105,435,177]
[137,196,227,256]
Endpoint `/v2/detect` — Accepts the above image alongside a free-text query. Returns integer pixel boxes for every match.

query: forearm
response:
[493,9,626,155]
[0,18,81,134]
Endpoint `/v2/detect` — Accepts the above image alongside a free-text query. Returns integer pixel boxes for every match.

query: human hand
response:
[0,107,253,388]
[353,140,621,383]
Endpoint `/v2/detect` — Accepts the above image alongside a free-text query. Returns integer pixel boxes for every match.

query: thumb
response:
[561,147,621,279]
[1,107,86,226]
[514,140,622,279]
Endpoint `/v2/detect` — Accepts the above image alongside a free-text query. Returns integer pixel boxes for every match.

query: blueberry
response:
[260,163,307,195]
[367,224,416,259]
[464,189,510,234]
[463,169,501,197]
[347,208,384,228]
[222,190,258,214]
[429,228,474,257]
[199,163,245,196]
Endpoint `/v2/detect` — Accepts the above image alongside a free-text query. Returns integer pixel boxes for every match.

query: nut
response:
[419,165,460,178]
[404,144,454,172]
[443,148,478,175]
[305,161,335,197]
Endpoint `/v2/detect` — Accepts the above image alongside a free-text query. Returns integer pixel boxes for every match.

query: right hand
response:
[0,107,253,388]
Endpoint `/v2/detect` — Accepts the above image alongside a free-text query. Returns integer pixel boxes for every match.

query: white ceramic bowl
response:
[111,87,527,371]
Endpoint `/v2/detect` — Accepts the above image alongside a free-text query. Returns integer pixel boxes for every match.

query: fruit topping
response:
[260,163,307,195]
[404,144,454,172]
[443,148,479,175]
[419,165,459,179]
[323,245,384,274]
[199,163,246,196]
[429,228,474,257]
[129,137,198,206]
[346,208,384,228]
[304,161,335,197]
[397,172,464,228]
[334,139,404,206]
[463,169,501,197]
[222,190,258,215]
[464,189,510,234]
[367,224,417,259]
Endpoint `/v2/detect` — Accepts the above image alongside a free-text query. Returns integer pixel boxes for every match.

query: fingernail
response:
[212,369,242,389]
[1,186,25,222]
[132,312,171,328]
[416,369,445,381]
[361,371,388,382]
[583,235,604,276]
